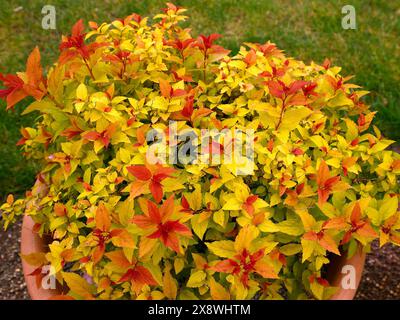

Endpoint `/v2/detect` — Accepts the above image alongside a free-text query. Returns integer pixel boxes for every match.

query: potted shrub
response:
[1,3,399,300]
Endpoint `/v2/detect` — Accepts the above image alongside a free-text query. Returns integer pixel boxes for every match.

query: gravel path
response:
[0,220,29,300]
[0,220,399,300]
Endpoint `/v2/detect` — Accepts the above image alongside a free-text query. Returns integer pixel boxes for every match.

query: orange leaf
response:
[356,223,378,238]
[212,259,238,273]
[92,243,105,265]
[25,47,43,87]
[160,195,175,222]
[95,203,111,231]
[163,267,178,299]
[319,234,340,255]
[54,203,67,217]
[110,229,135,248]
[254,260,278,279]
[317,160,330,186]
[209,277,231,300]
[323,217,346,230]
[350,202,362,224]
[105,250,131,269]
[139,237,158,258]
[159,78,171,98]
[129,180,147,199]
[83,131,101,141]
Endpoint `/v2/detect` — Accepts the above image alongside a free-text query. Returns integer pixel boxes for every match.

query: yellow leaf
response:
[301,239,316,262]
[280,106,312,131]
[379,196,398,221]
[21,252,47,266]
[62,272,93,299]
[276,213,304,236]
[163,267,178,299]
[174,258,185,274]
[76,83,88,100]
[209,277,230,300]
[234,225,259,252]
[295,208,316,231]
[213,210,227,227]
[258,220,280,233]
[206,240,235,258]
[328,91,353,108]
[191,214,209,239]
[310,280,324,300]
[139,237,158,258]
[222,198,242,211]
[21,99,57,115]
[116,198,134,226]
[279,244,302,256]
[187,270,207,288]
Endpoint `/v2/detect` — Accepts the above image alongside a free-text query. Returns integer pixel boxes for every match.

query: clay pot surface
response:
[21,215,365,300]
[327,246,366,300]
[21,215,61,299]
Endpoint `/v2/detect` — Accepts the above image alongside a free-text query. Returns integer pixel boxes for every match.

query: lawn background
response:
[0,0,399,199]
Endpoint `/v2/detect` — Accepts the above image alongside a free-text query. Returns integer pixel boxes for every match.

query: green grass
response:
[0,0,399,198]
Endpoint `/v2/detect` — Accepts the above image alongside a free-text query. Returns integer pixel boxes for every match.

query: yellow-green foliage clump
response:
[1,3,399,300]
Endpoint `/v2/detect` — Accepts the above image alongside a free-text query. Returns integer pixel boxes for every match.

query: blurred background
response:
[0,0,399,299]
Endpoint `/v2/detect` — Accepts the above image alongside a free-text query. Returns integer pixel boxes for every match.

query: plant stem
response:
[82,56,95,81]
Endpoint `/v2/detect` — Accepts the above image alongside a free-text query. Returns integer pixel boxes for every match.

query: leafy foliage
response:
[1,3,399,300]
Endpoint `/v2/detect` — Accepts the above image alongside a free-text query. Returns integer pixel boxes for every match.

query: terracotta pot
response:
[21,215,366,300]
[20,215,61,299]
[327,246,366,300]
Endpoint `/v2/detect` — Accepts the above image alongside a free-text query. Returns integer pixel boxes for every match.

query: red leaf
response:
[181,196,190,210]
[267,80,285,99]
[287,80,308,95]
[150,181,163,203]
[292,148,304,156]
[147,200,162,224]
[181,96,194,118]
[126,165,152,181]
[317,278,330,287]
[72,19,85,37]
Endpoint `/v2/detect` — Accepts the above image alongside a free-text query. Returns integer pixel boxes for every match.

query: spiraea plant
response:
[1,3,399,300]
